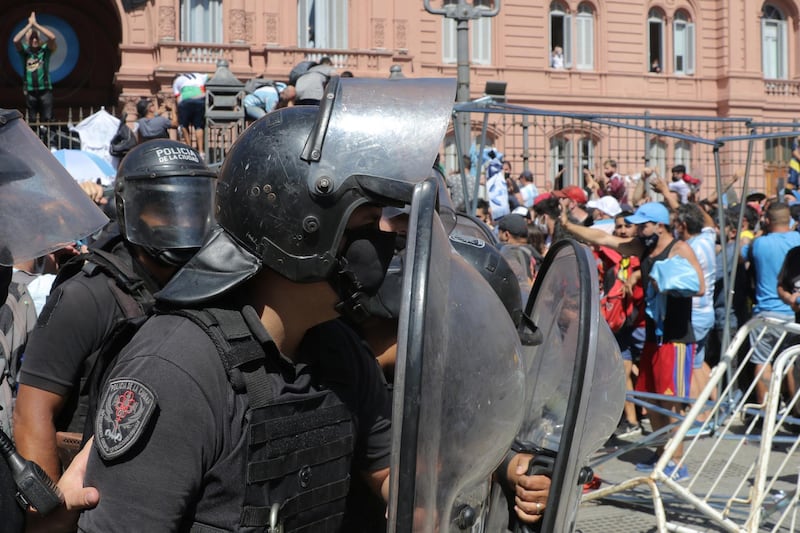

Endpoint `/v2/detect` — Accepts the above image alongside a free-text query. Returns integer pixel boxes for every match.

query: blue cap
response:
[625,202,671,225]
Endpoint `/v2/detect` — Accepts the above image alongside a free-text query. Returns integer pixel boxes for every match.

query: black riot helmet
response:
[115,139,216,267]
[157,77,455,308]
[448,233,524,327]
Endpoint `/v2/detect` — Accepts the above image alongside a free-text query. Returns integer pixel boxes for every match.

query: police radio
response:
[0,427,63,515]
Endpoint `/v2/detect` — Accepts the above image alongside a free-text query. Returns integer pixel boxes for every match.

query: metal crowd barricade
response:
[583,317,800,533]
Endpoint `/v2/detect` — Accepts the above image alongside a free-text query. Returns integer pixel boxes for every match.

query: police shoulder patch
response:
[95,378,158,461]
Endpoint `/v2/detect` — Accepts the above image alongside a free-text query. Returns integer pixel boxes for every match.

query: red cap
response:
[553,185,588,204]
[683,174,701,186]
[533,192,551,206]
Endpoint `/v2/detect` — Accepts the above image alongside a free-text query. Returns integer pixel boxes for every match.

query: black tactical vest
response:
[179,308,355,533]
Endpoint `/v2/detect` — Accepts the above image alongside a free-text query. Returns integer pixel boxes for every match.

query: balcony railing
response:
[765,79,800,97]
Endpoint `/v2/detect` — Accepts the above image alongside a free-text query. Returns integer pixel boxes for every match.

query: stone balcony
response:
[116,42,414,94]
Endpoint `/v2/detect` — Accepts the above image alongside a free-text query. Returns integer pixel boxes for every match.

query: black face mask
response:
[360,252,404,320]
[639,233,659,249]
[504,171,511,180]
[330,227,397,322]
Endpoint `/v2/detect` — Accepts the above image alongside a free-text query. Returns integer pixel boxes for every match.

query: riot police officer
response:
[77,78,454,531]
[0,109,107,532]
[14,139,216,484]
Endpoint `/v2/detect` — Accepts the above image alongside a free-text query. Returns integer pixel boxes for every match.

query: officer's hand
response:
[512,454,551,524]
[26,438,100,533]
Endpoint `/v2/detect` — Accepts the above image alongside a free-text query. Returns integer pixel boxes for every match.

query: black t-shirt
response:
[640,239,695,344]
[78,309,392,532]
[18,245,152,432]
[778,245,800,323]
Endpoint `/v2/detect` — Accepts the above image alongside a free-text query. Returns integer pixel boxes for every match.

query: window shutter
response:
[686,22,695,74]
[443,18,456,63]
[779,19,788,79]
[576,13,593,70]
[564,13,573,68]
[472,16,492,65]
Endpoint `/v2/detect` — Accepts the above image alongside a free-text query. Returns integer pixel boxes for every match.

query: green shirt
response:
[19,43,52,92]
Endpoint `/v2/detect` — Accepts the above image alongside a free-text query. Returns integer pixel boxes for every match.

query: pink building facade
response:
[3,0,800,193]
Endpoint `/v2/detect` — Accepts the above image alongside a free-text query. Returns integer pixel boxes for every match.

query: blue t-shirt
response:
[750,231,800,314]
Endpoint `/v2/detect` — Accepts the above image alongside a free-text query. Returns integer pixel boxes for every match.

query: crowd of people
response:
[461,152,800,482]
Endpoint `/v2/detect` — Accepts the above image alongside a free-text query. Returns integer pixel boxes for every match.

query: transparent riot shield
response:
[0,110,108,265]
[388,178,526,533]
[512,239,625,533]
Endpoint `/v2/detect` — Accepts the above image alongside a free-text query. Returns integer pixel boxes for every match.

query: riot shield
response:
[0,110,108,265]
[388,177,526,533]
[512,239,625,533]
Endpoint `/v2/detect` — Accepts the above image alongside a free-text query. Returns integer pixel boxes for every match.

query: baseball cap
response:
[512,206,530,218]
[553,185,587,204]
[498,213,529,237]
[586,196,622,217]
[625,202,671,225]
[533,192,552,206]
[519,170,534,181]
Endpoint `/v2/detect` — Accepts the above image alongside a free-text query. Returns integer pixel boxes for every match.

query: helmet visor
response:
[0,112,108,265]
[308,77,456,202]
[122,176,216,250]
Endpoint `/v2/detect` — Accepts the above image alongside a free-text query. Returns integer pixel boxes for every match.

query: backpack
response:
[109,120,137,158]
[288,60,317,86]
[244,78,275,94]
[0,275,37,438]
[597,246,643,333]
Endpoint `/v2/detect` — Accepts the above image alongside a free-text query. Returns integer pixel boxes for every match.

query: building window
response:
[762,4,788,79]
[674,141,692,171]
[673,11,695,75]
[550,134,597,187]
[442,0,494,65]
[550,2,572,68]
[765,137,793,163]
[648,8,665,73]
[180,0,222,43]
[648,138,667,177]
[575,4,594,70]
[549,2,594,70]
[298,0,348,49]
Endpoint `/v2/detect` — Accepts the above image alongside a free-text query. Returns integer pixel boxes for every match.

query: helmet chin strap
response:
[143,246,199,268]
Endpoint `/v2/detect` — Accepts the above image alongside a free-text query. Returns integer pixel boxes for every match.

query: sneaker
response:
[663,460,690,481]
[614,420,643,441]
[635,453,659,472]
[685,420,717,438]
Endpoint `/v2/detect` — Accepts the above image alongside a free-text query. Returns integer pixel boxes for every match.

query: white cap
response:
[586,196,622,217]
[512,206,530,217]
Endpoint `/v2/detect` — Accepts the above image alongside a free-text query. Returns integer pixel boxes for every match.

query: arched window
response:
[762,4,788,79]
[673,11,695,75]
[648,8,665,73]
[180,0,222,43]
[575,3,594,70]
[297,0,348,49]
[550,2,572,68]
[550,133,597,187]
